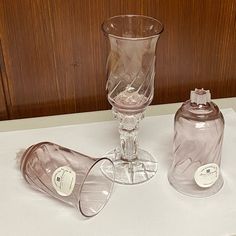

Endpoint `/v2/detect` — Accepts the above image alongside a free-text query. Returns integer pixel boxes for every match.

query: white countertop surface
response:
[0,100,236,236]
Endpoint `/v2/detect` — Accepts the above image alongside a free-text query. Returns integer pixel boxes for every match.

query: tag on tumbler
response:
[52,166,76,196]
[194,163,219,188]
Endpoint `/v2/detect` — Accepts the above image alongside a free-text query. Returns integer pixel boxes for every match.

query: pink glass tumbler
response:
[20,142,115,217]
[168,89,224,197]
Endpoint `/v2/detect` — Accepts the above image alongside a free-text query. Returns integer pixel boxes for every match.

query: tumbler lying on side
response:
[168,89,224,197]
[19,142,115,217]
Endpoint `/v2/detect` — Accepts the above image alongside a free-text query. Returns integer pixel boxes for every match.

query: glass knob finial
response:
[190,88,211,105]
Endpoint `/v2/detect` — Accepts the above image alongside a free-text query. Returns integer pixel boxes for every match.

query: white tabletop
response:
[0,103,236,236]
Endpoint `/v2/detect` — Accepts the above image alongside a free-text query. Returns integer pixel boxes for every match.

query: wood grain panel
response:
[0,0,235,120]
[0,73,8,120]
[0,0,67,118]
[144,0,236,103]
[0,40,8,120]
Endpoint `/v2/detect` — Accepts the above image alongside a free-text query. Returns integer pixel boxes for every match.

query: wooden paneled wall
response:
[0,73,7,120]
[0,40,8,120]
[0,0,235,120]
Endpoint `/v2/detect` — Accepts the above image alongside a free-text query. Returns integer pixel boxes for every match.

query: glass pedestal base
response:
[102,147,158,185]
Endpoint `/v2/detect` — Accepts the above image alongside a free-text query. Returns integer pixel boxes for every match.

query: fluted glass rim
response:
[102,14,164,41]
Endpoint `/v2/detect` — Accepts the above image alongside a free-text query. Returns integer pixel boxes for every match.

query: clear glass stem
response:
[113,109,144,162]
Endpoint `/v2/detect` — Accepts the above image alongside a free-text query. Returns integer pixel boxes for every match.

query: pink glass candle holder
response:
[168,89,224,197]
[102,15,163,185]
[20,142,115,217]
